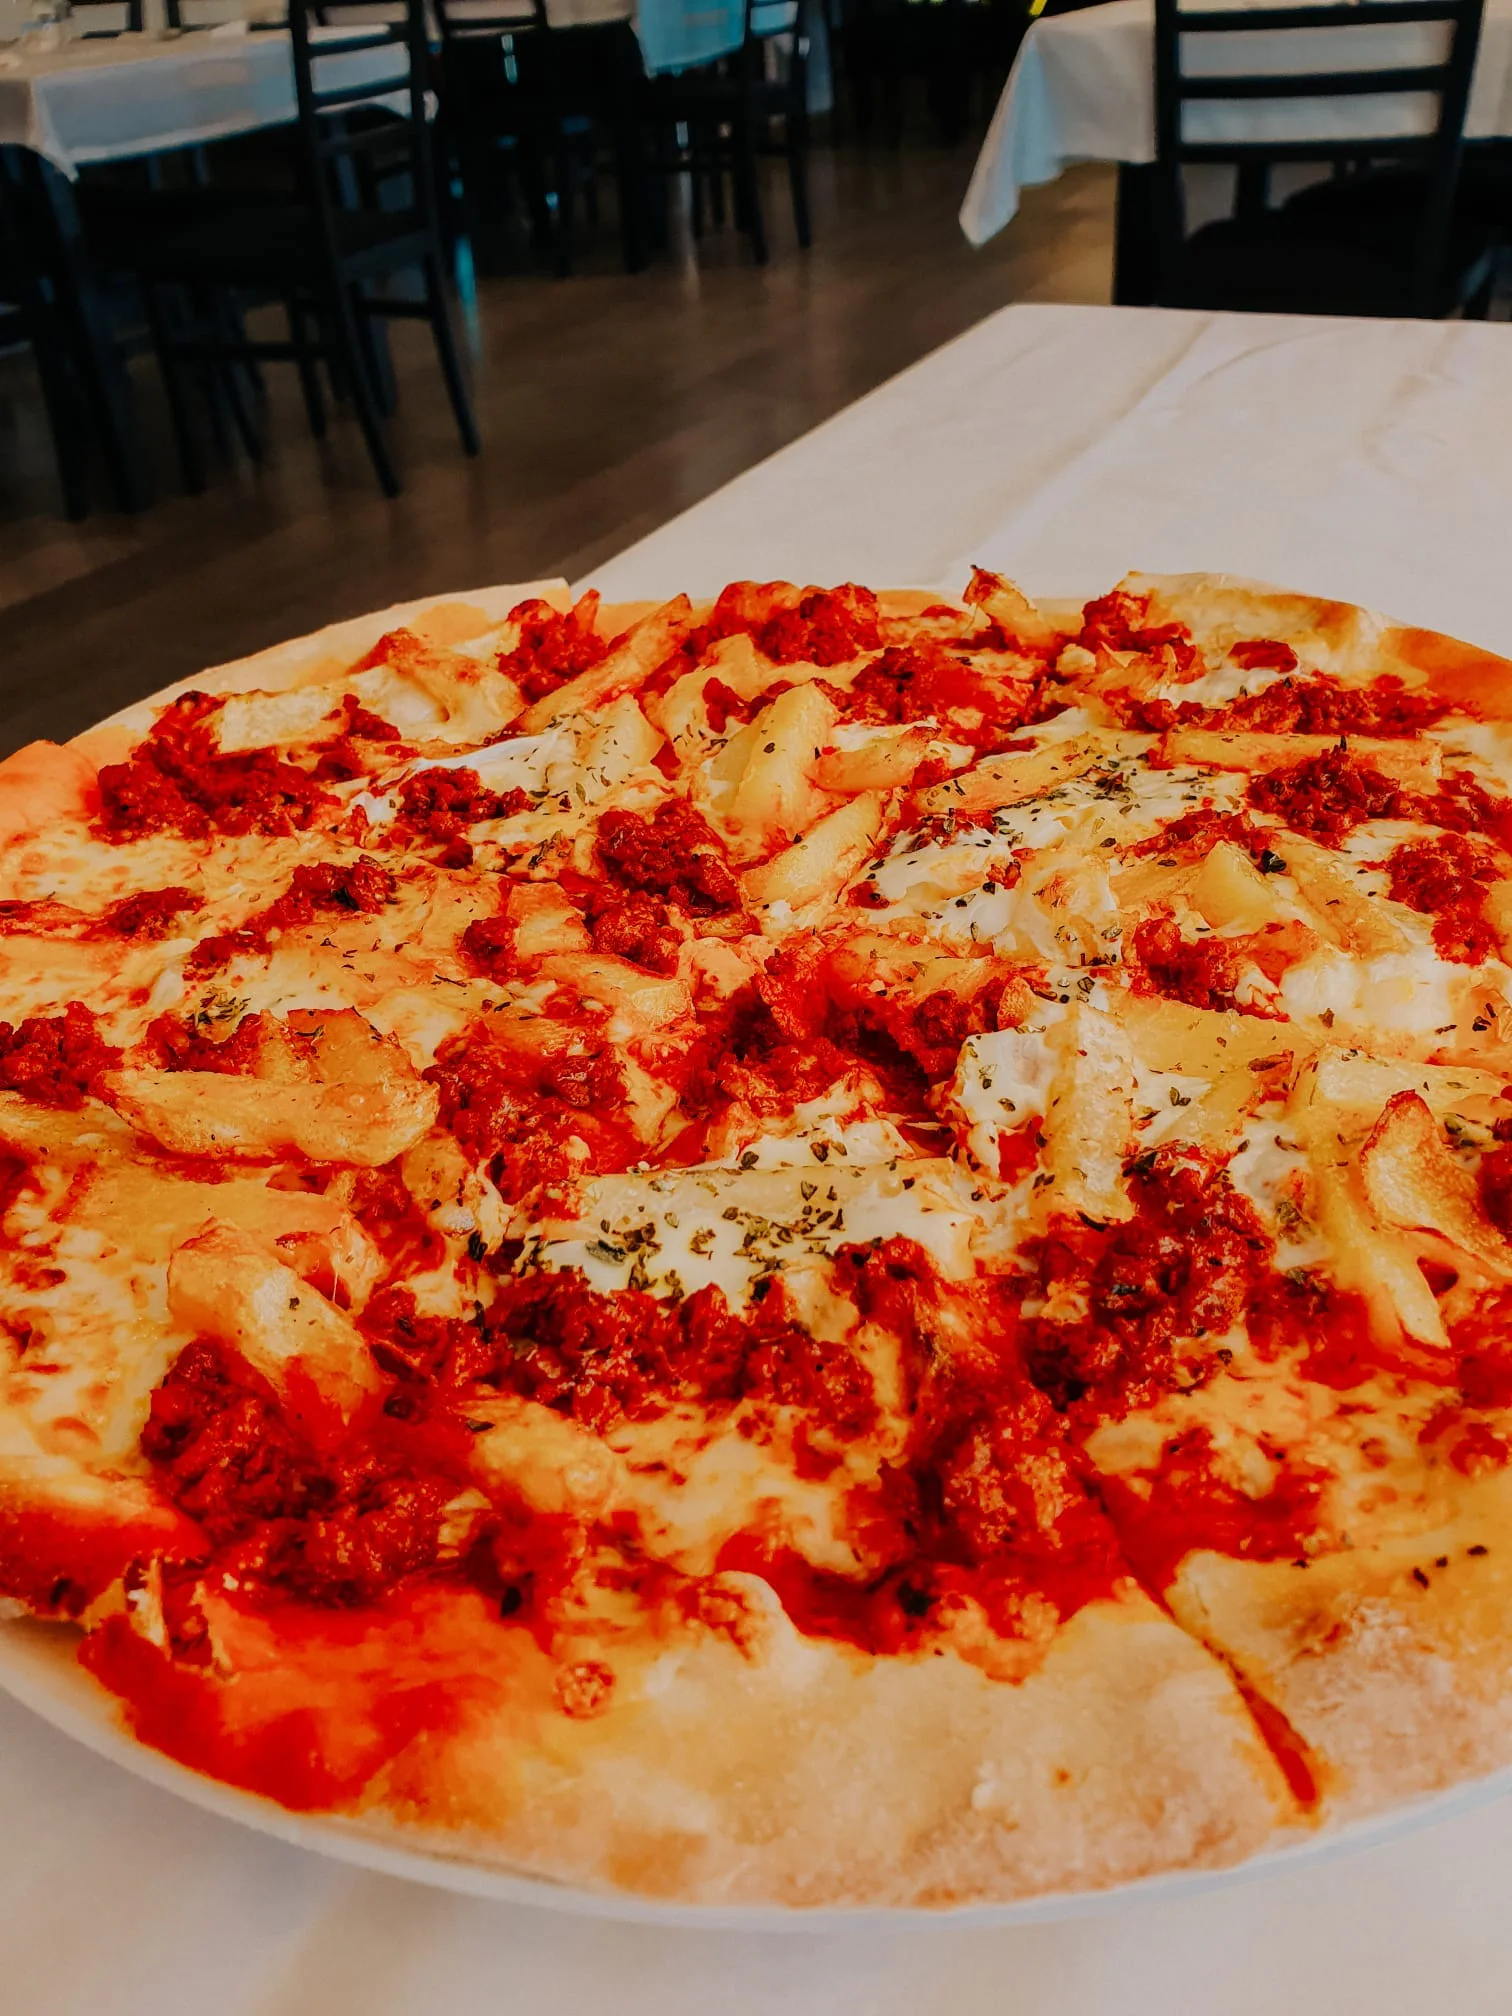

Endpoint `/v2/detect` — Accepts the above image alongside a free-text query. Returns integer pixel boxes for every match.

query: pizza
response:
[4,568,1512,1910]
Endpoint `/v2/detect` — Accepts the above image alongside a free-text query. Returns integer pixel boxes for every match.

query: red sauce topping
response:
[0,1480,199,1618]
[0,1002,121,1107]
[1248,752,1512,850]
[1130,808,1279,868]
[594,802,740,913]
[1080,590,1203,679]
[142,1338,471,1603]
[1129,914,1306,1014]
[1128,672,1446,738]
[188,856,395,972]
[841,642,1049,753]
[743,582,883,668]
[1245,750,1401,842]
[426,1022,640,1205]
[310,694,402,782]
[1020,1151,1276,1415]
[100,886,204,940]
[582,889,683,974]
[1229,639,1299,675]
[97,693,335,843]
[80,1582,504,1810]
[1385,831,1502,964]
[496,595,610,704]
[392,767,529,861]
[475,1271,879,1442]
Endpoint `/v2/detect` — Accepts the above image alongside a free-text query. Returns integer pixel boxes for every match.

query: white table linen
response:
[0,25,405,176]
[8,302,1512,2016]
[960,0,1512,245]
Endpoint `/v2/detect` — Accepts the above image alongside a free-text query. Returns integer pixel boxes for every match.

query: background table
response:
[9,301,1512,2015]
[959,0,1512,247]
[0,26,412,177]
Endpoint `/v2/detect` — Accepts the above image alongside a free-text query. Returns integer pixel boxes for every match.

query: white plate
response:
[3,1612,1512,1929]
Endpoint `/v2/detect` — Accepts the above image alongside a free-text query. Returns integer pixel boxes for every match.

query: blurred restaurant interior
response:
[0,0,1507,740]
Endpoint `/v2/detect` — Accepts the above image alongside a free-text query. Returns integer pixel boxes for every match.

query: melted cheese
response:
[531,1157,987,1305]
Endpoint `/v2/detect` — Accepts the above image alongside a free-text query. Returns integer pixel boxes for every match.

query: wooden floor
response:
[0,141,1114,755]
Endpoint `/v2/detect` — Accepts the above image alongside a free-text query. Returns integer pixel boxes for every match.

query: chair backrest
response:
[434,0,547,48]
[69,0,143,33]
[1152,0,1486,310]
[433,0,551,124]
[288,0,443,245]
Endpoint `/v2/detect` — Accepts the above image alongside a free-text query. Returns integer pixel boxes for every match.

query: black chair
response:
[116,0,479,496]
[437,1,648,275]
[0,148,150,514]
[72,0,144,34]
[644,0,813,265]
[1145,0,1493,317]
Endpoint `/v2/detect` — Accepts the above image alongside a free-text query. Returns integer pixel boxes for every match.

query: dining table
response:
[7,296,1512,2016]
[959,0,1512,297]
[0,20,406,174]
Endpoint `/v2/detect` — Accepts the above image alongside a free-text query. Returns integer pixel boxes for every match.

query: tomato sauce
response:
[0,1483,200,1618]
[426,1023,642,1205]
[496,595,611,704]
[1131,809,1282,869]
[392,767,529,861]
[98,886,204,940]
[1129,915,1304,1014]
[0,1002,121,1108]
[97,693,335,844]
[1126,673,1446,738]
[189,857,396,972]
[1386,831,1501,964]
[839,641,1049,753]
[143,1337,473,1603]
[1245,750,1404,843]
[594,802,741,913]
[1080,589,1204,680]
[80,1582,508,1810]
[311,695,403,782]
[1094,1434,1327,1594]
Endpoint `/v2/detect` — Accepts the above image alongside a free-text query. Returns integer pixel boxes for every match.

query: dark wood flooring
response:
[0,143,1113,755]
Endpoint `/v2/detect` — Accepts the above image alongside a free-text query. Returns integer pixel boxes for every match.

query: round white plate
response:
[3,1612,1512,1930]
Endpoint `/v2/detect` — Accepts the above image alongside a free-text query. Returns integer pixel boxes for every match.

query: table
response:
[8,300,1512,2016]
[0,25,410,177]
[959,0,1512,249]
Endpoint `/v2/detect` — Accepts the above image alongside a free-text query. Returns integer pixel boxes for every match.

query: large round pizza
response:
[3,569,1512,1910]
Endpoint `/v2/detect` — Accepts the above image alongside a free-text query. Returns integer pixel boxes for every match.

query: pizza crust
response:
[1173,1467,1512,1820]
[330,1589,1296,1908]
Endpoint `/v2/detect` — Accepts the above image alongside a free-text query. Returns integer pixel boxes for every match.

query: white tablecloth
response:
[10,302,1512,2015]
[960,0,1512,244]
[0,25,406,176]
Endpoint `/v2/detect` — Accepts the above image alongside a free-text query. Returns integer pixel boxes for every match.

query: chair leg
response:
[611,121,648,274]
[348,285,398,418]
[287,297,328,438]
[709,138,727,229]
[422,252,481,457]
[214,306,265,465]
[325,284,400,497]
[31,343,90,520]
[143,283,205,496]
[732,110,768,265]
[5,149,150,513]
[552,127,575,277]
[786,112,812,248]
